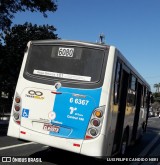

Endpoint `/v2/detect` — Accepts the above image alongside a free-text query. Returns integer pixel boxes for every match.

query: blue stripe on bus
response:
[49,87,102,139]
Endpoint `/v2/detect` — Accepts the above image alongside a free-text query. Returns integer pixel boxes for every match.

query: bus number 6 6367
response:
[69,98,89,106]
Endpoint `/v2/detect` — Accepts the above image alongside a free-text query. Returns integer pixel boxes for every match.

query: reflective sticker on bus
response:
[48,111,56,120]
[33,69,91,82]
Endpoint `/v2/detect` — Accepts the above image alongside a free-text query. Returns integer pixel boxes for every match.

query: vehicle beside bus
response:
[7,40,151,158]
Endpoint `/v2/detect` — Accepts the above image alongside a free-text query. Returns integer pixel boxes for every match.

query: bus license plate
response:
[43,124,59,133]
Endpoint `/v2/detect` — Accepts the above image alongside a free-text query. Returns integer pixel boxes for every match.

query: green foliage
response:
[152,92,160,102]
[0,0,57,31]
[152,101,160,112]
[0,22,58,93]
[153,83,160,93]
[0,0,58,110]
[151,84,160,112]
[153,83,160,102]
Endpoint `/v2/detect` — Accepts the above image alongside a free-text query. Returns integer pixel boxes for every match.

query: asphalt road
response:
[0,117,160,165]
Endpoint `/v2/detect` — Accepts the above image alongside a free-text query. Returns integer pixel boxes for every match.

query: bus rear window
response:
[24,45,105,83]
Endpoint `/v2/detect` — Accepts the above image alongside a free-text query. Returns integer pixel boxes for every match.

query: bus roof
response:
[30,39,110,49]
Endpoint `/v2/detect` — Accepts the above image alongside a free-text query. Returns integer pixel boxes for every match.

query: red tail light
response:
[14,105,20,111]
[73,143,80,147]
[85,106,105,140]
[91,119,100,127]
[51,91,62,94]
[15,97,20,103]
[16,121,21,125]
[20,131,26,134]
[13,94,21,125]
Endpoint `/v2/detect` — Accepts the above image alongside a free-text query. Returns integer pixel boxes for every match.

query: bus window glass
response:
[144,88,148,108]
[115,62,121,83]
[127,74,136,106]
[25,45,105,83]
[114,62,121,104]
[127,89,136,106]
[130,75,136,91]
[141,86,146,108]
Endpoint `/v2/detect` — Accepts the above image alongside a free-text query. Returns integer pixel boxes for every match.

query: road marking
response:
[130,132,160,165]
[0,142,36,151]
[42,145,49,149]
[138,132,160,157]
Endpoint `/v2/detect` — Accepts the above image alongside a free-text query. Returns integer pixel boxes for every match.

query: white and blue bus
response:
[8,40,151,158]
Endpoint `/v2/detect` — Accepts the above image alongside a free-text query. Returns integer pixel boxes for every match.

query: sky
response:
[12,0,160,91]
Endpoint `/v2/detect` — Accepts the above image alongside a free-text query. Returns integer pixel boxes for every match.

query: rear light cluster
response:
[13,95,21,125]
[85,106,105,139]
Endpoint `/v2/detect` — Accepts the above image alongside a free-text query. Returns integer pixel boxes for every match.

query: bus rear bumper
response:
[18,127,82,153]
[8,120,106,157]
[80,134,106,158]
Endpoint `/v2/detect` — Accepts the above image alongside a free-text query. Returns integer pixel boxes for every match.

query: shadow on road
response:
[29,125,160,165]
[30,147,114,165]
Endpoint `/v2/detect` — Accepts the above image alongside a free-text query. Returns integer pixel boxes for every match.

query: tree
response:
[152,101,160,113]
[0,0,57,32]
[159,83,160,93]
[0,1,58,111]
[2,22,58,84]
[0,22,58,109]
[154,83,159,93]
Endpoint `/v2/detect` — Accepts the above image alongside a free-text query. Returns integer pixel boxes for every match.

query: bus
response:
[7,39,151,158]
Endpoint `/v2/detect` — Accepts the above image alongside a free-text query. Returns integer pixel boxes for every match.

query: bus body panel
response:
[99,46,117,156]
[7,117,20,138]
[19,86,101,139]
[19,126,83,153]
[81,134,106,157]
[7,40,151,158]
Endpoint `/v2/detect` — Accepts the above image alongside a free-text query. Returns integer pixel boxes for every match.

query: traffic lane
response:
[0,117,159,165]
[0,144,159,165]
[36,127,159,165]
[0,142,45,156]
[0,144,112,165]
[147,117,160,130]
[19,137,158,165]
[1,126,103,164]
[0,122,31,148]
[0,123,108,164]
[125,125,159,157]
[0,136,32,148]
[30,147,114,165]
[0,144,50,165]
